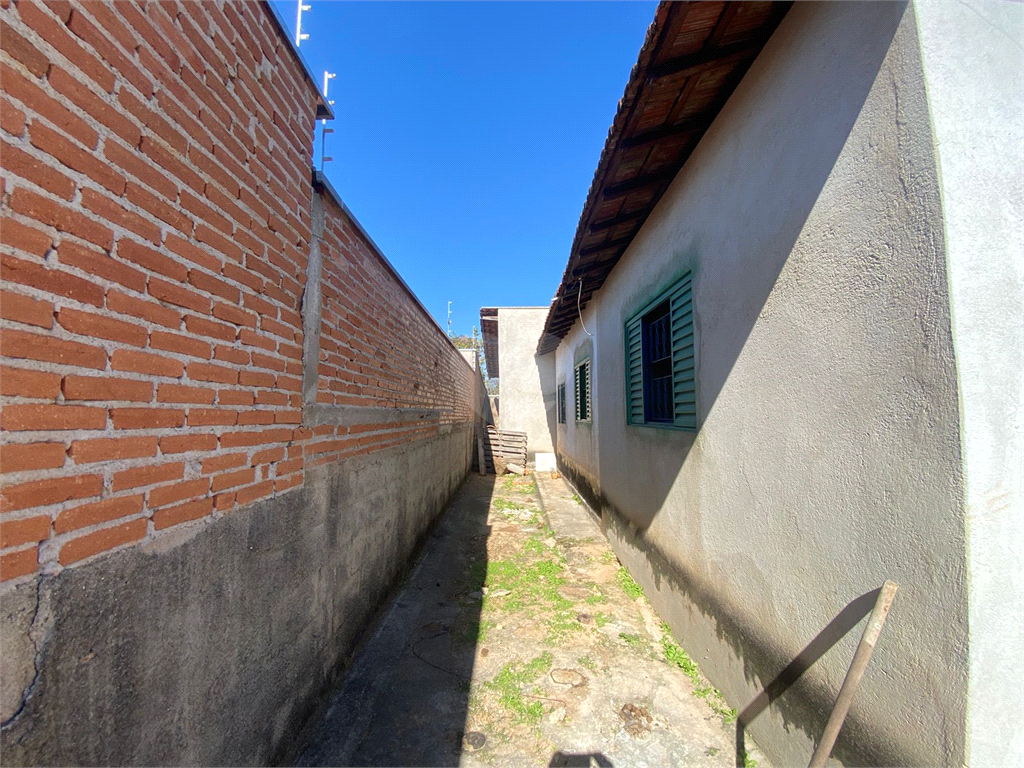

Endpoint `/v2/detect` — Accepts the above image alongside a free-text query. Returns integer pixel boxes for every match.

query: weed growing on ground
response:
[493,497,519,512]
[618,632,644,651]
[660,622,738,726]
[501,476,518,492]
[571,493,583,504]
[577,655,597,671]
[584,588,608,605]
[599,550,616,565]
[485,652,554,723]
[594,612,612,628]
[616,567,644,600]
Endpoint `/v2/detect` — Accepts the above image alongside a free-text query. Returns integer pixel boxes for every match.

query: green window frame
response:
[574,359,591,423]
[557,382,566,424]
[625,271,696,430]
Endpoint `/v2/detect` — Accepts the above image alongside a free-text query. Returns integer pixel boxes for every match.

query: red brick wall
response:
[0,0,476,582]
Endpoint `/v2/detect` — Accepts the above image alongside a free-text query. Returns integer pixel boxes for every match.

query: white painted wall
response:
[497,307,555,457]
[913,2,1024,764]
[551,2,1000,764]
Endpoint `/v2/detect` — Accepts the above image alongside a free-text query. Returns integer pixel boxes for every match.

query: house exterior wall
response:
[0,1,480,763]
[913,1,1024,762]
[552,2,982,765]
[496,307,554,458]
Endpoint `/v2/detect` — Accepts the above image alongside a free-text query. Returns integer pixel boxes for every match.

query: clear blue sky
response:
[270,1,657,337]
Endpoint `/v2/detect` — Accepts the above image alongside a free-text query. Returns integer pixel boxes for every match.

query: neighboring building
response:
[536,2,1022,767]
[0,2,483,764]
[480,306,554,459]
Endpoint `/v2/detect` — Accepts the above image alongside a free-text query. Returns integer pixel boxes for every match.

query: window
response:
[574,359,591,422]
[557,382,566,424]
[625,272,696,430]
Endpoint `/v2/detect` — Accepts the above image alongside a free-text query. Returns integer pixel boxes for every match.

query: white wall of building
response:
[497,307,555,458]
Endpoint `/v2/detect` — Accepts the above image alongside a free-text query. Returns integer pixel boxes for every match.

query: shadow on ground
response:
[295,474,495,767]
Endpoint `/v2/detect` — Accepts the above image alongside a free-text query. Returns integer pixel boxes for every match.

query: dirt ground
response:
[296,473,767,768]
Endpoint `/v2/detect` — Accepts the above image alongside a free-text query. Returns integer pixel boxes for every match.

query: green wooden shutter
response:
[625,316,643,424]
[670,273,696,429]
[574,365,581,421]
[584,362,591,420]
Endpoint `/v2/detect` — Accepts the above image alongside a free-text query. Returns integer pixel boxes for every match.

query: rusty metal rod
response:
[808,580,899,768]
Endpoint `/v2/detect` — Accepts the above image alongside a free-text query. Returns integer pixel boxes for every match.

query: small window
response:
[575,360,591,422]
[557,382,566,424]
[625,272,695,430]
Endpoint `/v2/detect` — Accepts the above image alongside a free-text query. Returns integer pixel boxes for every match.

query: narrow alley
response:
[296,473,764,768]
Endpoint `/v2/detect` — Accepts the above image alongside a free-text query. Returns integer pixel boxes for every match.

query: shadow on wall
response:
[538,5,914,766]
[295,476,496,767]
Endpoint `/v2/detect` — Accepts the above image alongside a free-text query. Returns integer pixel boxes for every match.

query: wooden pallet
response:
[472,427,527,473]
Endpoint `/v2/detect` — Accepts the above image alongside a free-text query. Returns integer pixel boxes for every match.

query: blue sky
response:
[270,1,657,337]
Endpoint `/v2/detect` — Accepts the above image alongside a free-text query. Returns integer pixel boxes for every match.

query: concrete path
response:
[295,473,766,768]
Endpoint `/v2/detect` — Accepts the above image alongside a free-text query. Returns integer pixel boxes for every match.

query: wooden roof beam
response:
[588,209,648,232]
[620,114,711,149]
[601,171,675,198]
[647,39,766,81]
[578,236,634,259]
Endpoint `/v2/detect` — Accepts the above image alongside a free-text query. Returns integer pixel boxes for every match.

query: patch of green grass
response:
[485,652,553,724]
[744,753,758,768]
[493,497,519,512]
[599,550,617,565]
[618,632,644,651]
[545,607,583,645]
[571,493,582,504]
[523,537,548,555]
[584,588,608,605]
[501,476,518,492]
[660,622,737,726]
[616,567,644,600]
[594,611,612,628]
[577,655,597,671]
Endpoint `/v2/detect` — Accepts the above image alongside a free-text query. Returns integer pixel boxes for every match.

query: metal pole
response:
[295,2,310,47]
[808,580,899,768]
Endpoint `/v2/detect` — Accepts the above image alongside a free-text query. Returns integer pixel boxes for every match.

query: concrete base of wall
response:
[0,424,473,766]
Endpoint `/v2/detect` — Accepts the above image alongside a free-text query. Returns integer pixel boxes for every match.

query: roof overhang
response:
[480,308,499,378]
[537,1,791,354]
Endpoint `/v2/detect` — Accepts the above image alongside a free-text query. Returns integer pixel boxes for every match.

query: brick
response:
[149,278,210,313]
[179,189,232,235]
[0,98,26,136]
[104,139,178,201]
[117,239,188,282]
[186,408,238,427]
[139,135,203,193]
[0,22,48,76]
[0,218,51,257]
[188,268,238,303]
[222,262,261,292]
[106,289,182,328]
[254,391,287,406]
[59,241,147,293]
[211,467,254,493]
[16,0,115,92]
[157,383,216,404]
[117,88,187,153]
[219,428,291,448]
[67,8,153,96]
[165,233,221,273]
[125,183,191,234]
[0,63,98,147]
[1,547,38,581]
[186,361,237,384]
[200,452,247,475]
[112,461,184,491]
[69,436,158,464]
[110,348,184,378]
[213,492,234,511]
[274,410,302,424]
[0,441,66,473]
[160,433,218,454]
[54,495,143,535]
[276,458,304,476]
[0,289,53,328]
[150,331,210,360]
[1,473,103,512]
[148,477,209,509]
[110,408,185,430]
[152,497,212,530]
[236,480,273,506]
[0,328,106,370]
[0,515,50,549]
[251,447,284,465]
[213,345,248,365]
[58,307,147,347]
[1,403,106,432]
[0,366,61,400]
[63,375,153,402]
[29,121,126,195]
[238,328,276,351]
[58,518,147,565]
[1,251,106,307]
[81,188,161,244]
[218,389,254,406]
[275,474,302,493]
[239,370,275,388]
[47,66,142,146]
[1,139,76,199]
[184,315,235,342]
[196,224,242,263]
[8,188,113,250]
[212,301,257,328]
